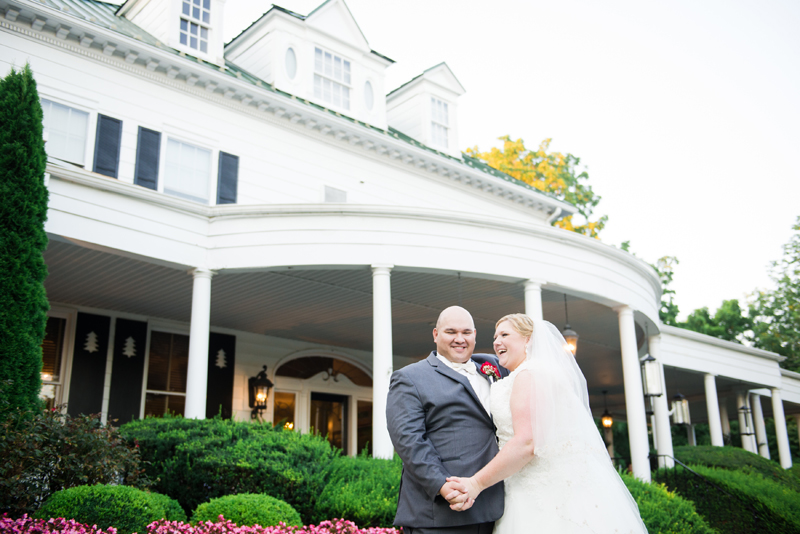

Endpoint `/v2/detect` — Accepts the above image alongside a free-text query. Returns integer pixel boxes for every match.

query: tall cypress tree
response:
[0,65,49,418]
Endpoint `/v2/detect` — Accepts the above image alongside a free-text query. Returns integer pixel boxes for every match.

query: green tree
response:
[0,65,49,419]
[682,299,751,343]
[651,255,680,325]
[467,136,607,237]
[750,216,800,371]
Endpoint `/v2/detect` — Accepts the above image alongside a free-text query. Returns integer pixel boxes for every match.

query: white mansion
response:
[1,0,798,481]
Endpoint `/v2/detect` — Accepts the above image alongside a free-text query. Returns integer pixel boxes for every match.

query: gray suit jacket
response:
[387,352,507,528]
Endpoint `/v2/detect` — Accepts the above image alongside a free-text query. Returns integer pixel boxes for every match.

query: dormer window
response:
[314,47,351,110]
[431,97,449,148]
[180,0,211,53]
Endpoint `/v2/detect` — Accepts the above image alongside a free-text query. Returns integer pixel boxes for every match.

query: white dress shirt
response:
[437,354,492,416]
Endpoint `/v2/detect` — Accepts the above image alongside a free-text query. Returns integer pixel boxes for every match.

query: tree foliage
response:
[749,216,800,371]
[0,65,49,419]
[651,255,680,325]
[682,299,751,343]
[466,136,607,237]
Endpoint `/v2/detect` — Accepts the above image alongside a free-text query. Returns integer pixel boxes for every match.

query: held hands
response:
[443,476,482,512]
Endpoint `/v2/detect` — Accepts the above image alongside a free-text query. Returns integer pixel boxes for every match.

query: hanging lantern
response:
[739,404,754,436]
[601,390,613,428]
[640,354,663,397]
[562,295,578,356]
[671,393,691,425]
[563,325,579,356]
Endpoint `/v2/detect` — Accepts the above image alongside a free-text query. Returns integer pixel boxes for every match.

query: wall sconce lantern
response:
[671,393,691,425]
[640,354,663,397]
[562,295,579,356]
[248,365,273,420]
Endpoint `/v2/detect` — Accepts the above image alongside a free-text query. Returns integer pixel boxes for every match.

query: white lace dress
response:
[491,363,648,534]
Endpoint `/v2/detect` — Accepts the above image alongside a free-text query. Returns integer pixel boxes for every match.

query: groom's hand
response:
[439,480,469,505]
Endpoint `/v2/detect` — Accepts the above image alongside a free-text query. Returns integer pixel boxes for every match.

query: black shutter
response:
[93,114,122,178]
[206,333,236,419]
[107,319,148,425]
[67,313,111,417]
[134,127,161,190]
[216,152,239,204]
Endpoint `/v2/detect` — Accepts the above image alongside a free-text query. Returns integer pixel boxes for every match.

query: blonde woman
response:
[449,314,648,533]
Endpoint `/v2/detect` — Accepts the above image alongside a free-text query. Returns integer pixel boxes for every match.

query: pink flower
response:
[480,362,501,380]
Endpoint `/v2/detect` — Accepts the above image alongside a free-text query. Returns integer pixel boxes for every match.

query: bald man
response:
[387,306,507,534]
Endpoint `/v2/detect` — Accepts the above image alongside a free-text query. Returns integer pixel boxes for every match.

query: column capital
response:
[613,304,634,317]
[371,264,394,275]
[189,267,216,279]
[524,279,547,289]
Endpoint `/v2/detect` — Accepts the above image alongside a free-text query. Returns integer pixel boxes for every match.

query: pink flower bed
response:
[1,516,401,534]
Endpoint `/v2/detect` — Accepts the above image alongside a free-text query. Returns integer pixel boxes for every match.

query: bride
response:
[448,314,648,533]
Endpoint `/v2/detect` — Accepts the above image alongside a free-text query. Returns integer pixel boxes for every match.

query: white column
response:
[719,400,731,439]
[372,264,394,459]
[649,335,673,468]
[184,268,214,419]
[704,374,724,447]
[100,317,117,425]
[771,388,793,469]
[751,394,770,459]
[616,306,651,482]
[523,280,544,321]
[736,392,755,453]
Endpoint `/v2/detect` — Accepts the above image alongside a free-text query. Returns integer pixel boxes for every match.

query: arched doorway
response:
[273,355,373,456]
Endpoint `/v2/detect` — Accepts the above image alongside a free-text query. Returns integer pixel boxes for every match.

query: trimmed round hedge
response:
[33,484,185,534]
[315,453,401,527]
[620,472,714,534]
[192,493,302,527]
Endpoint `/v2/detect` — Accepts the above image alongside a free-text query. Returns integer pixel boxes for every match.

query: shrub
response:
[121,417,338,523]
[192,493,301,527]
[315,453,401,527]
[0,514,117,533]
[0,64,50,421]
[0,408,148,517]
[674,445,800,492]
[655,464,798,534]
[691,464,800,532]
[33,485,184,534]
[620,472,715,534]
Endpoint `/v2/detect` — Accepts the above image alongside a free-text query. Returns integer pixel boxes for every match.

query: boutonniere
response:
[480,362,501,381]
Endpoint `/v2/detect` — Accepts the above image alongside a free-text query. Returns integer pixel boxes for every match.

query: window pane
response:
[314,75,322,99]
[357,400,372,455]
[41,317,66,382]
[315,48,323,73]
[165,138,211,203]
[144,393,185,417]
[334,56,341,80]
[182,1,190,15]
[200,40,207,53]
[324,52,332,77]
[147,331,170,392]
[192,6,200,19]
[274,392,296,430]
[41,98,88,165]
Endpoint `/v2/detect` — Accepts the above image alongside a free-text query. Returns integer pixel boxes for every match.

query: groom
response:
[386,306,506,534]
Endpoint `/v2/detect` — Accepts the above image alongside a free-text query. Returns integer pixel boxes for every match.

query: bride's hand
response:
[446,476,482,510]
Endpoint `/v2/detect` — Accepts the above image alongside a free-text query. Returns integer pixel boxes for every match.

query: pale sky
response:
[218,0,799,319]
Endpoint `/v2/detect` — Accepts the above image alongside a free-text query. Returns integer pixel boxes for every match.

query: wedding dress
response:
[490,321,648,534]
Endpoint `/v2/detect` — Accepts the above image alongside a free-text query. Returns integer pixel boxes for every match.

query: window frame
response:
[178,0,212,55]
[40,97,92,166]
[430,97,449,149]
[313,46,352,111]
[40,310,76,411]
[160,134,215,205]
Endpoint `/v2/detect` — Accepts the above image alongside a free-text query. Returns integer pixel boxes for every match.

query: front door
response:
[310,392,348,451]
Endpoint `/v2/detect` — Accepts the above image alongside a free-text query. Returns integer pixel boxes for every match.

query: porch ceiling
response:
[44,237,634,414]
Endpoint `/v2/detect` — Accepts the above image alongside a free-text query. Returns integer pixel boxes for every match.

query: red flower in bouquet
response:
[480,362,501,380]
